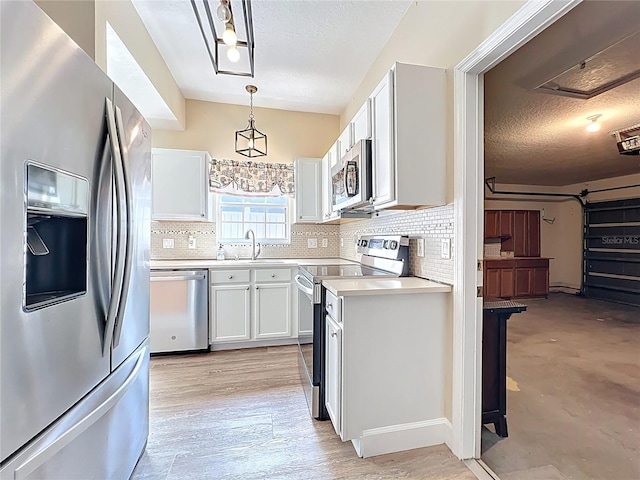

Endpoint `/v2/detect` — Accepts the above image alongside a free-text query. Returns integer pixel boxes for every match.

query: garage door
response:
[583,198,640,306]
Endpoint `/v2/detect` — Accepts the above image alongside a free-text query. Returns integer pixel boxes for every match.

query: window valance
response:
[209,158,295,197]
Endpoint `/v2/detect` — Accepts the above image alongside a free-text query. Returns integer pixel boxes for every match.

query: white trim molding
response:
[451,0,582,460]
[351,418,452,458]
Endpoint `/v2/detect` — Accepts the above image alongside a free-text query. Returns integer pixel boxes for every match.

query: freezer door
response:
[0,1,114,463]
[111,86,151,369]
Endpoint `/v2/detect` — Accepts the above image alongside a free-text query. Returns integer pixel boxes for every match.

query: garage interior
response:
[480,1,640,479]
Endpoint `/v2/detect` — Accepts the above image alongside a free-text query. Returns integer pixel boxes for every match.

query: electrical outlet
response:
[188,235,196,249]
[417,238,425,257]
[322,238,328,248]
[162,239,174,249]
[307,238,317,248]
[441,238,451,259]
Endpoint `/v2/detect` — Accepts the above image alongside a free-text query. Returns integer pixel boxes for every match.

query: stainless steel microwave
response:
[330,139,372,212]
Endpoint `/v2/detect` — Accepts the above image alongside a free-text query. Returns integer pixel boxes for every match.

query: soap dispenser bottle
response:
[216,244,225,261]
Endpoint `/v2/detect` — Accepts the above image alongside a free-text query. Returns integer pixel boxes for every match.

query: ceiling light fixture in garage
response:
[191,0,255,77]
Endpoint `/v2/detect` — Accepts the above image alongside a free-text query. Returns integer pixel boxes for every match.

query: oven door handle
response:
[294,274,315,296]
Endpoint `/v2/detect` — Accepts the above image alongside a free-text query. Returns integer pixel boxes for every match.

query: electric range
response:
[295,235,409,419]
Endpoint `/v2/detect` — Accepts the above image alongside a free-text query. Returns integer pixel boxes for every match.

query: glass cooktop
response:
[300,264,394,281]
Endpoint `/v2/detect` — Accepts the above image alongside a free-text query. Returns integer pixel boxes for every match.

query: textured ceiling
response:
[132,0,412,115]
[484,0,640,186]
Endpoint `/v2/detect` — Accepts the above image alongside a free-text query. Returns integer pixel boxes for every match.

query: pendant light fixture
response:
[235,85,267,157]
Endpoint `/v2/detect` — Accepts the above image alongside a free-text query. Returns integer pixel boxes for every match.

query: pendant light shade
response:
[236,85,267,157]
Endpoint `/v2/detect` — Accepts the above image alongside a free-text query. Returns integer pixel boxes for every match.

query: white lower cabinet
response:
[325,314,342,436]
[210,267,294,348]
[254,283,291,339]
[326,290,449,458]
[210,284,251,342]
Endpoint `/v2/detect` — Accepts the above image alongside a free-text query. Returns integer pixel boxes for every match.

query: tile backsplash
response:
[339,205,455,285]
[151,221,340,260]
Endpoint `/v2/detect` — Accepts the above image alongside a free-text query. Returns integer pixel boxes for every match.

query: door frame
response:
[451,0,582,459]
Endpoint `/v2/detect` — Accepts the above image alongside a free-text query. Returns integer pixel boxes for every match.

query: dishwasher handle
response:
[151,271,207,282]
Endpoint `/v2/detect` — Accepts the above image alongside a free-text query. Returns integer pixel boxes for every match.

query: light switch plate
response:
[417,238,425,257]
[162,239,174,249]
[322,238,328,248]
[307,238,317,248]
[441,238,451,259]
[188,235,196,249]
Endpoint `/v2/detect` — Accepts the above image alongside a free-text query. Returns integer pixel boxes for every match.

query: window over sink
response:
[216,194,290,244]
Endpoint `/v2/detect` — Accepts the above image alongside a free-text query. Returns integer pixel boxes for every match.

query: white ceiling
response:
[484,0,640,186]
[131,0,412,115]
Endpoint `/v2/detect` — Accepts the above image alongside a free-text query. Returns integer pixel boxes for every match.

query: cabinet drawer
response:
[325,289,341,323]
[516,259,548,268]
[210,269,251,284]
[254,268,292,283]
[484,260,515,269]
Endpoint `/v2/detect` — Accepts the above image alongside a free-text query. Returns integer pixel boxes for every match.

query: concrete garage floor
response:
[481,293,640,480]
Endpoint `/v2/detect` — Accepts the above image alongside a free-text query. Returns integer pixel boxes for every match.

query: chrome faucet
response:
[244,229,261,260]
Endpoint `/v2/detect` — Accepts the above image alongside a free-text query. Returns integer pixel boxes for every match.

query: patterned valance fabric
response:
[209,159,295,197]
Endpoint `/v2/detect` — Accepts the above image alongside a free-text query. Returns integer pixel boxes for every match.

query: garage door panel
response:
[584,199,640,306]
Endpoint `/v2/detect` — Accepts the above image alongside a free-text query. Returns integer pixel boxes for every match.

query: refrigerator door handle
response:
[112,104,134,348]
[103,98,126,356]
[12,344,148,480]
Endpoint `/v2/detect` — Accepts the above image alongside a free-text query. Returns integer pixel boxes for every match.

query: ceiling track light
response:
[191,0,255,77]
[586,114,602,132]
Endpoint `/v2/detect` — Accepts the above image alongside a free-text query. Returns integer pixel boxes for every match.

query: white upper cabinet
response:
[352,100,371,144]
[337,124,352,161]
[294,157,322,223]
[151,148,213,221]
[371,72,395,208]
[370,63,446,210]
[321,151,339,223]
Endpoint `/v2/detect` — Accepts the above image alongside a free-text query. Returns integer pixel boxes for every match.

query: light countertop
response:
[150,257,356,270]
[323,277,452,297]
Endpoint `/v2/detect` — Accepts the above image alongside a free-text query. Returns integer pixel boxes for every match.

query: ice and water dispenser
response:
[24,163,89,310]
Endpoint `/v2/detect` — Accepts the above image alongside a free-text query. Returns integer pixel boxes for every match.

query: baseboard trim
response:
[351,418,452,458]
[209,338,298,351]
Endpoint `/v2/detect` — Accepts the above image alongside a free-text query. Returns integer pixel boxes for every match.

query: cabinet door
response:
[152,149,210,221]
[337,124,352,159]
[532,267,548,296]
[325,315,342,437]
[513,211,529,257]
[528,211,541,257]
[370,71,395,207]
[352,100,371,144]
[515,268,533,297]
[210,284,251,343]
[485,269,501,298]
[254,283,291,339]
[484,211,500,238]
[500,211,514,237]
[294,157,322,223]
[500,268,515,298]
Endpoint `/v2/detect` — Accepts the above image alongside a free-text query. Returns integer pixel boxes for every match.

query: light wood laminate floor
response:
[132,345,475,480]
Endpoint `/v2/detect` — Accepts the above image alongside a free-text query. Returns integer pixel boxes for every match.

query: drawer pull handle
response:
[330,331,337,337]
[271,274,276,278]
[326,303,333,310]
[228,275,233,279]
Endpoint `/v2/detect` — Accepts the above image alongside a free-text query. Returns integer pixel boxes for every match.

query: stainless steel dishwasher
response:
[150,270,208,354]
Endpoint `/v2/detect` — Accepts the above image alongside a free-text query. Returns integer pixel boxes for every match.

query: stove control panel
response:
[356,235,409,259]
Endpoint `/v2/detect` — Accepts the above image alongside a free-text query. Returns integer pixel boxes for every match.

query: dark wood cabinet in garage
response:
[503,210,540,257]
[484,258,548,299]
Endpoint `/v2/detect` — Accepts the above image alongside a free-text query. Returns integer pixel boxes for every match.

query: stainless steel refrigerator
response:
[1,1,151,478]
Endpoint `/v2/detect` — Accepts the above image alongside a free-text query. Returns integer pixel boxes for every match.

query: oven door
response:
[294,274,326,419]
